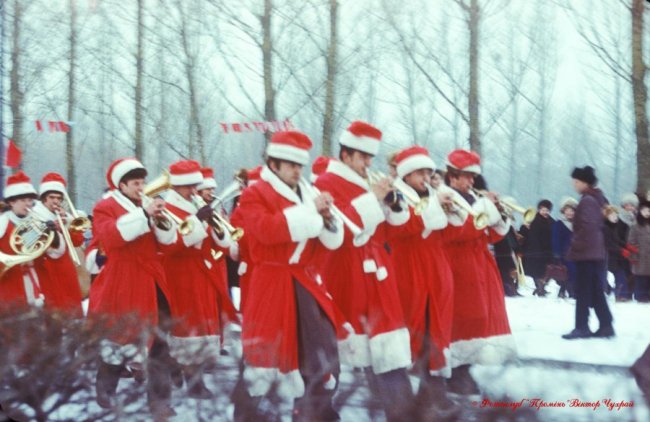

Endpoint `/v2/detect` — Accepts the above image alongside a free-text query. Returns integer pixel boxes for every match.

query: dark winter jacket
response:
[521,214,555,279]
[604,220,628,272]
[628,222,650,276]
[567,188,609,261]
[552,218,573,260]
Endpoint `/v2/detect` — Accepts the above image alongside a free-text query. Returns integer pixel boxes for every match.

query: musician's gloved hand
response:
[196,205,214,222]
[45,220,57,232]
[95,253,107,268]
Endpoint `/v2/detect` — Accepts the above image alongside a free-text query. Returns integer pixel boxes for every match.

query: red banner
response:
[220,119,294,134]
[35,120,72,133]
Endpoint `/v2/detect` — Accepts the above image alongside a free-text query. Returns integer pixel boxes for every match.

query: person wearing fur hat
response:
[29,172,84,317]
[520,199,555,296]
[626,201,650,303]
[158,159,238,399]
[232,131,347,421]
[440,149,516,395]
[620,193,639,227]
[563,166,614,340]
[0,171,65,307]
[603,206,631,299]
[552,197,579,298]
[89,158,177,415]
[314,121,415,420]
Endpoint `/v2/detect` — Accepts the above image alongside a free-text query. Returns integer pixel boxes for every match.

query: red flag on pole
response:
[35,120,43,132]
[4,139,22,168]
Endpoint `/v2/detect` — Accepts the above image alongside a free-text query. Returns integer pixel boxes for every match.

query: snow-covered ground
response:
[56,279,649,421]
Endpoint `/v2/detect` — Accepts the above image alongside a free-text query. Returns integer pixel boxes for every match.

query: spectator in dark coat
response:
[520,199,555,296]
[562,166,614,340]
[552,197,578,298]
[494,227,522,297]
[627,201,650,303]
[603,206,631,300]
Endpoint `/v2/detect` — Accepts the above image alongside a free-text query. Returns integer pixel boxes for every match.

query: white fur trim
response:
[211,222,233,248]
[260,166,304,204]
[229,242,240,261]
[491,217,510,236]
[197,178,217,191]
[154,222,177,245]
[429,348,452,378]
[46,233,67,259]
[243,367,305,399]
[181,215,208,247]
[363,259,378,273]
[338,332,371,368]
[449,334,517,367]
[116,208,151,241]
[38,181,66,196]
[283,204,324,242]
[369,328,411,374]
[351,192,385,232]
[0,214,9,238]
[168,334,221,366]
[318,216,344,250]
[446,162,481,174]
[238,261,248,276]
[326,160,370,190]
[266,143,310,165]
[23,268,42,306]
[169,171,203,186]
[421,191,448,232]
[100,339,146,366]
[339,131,380,156]
[473,196,501,226]
[111,158,144,188]
[396,155,436,178]
[85,249,101,275]
[376,267,388,281]
[4,182,37,199]
[386,206,410,226]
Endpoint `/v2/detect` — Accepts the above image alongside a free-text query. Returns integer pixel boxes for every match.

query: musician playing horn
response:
[314,121,414,421]
[0,171,63,307]
[160,160,238,399]
[384,146,461,418]
[233,131,345,421]
[89,158,176,416]
[442,149,516,395]
[32,172,84,317]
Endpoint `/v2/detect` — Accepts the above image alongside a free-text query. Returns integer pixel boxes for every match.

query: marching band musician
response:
[314,121,414,421]
[442,149,516,395]
[160,160,238,399]
[89,158,177,416]
[233,132,346,421]
[384,146,461,418]
[196,166,218,204]
[0,171,65,307]
[32,173,84,317]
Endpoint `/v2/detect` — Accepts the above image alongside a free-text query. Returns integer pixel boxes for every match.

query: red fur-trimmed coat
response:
[314,160,411,375]
[236,166,346,399]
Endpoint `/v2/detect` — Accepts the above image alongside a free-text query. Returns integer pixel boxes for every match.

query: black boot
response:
[561,328,593,340]
[232,377,264,422]
[185,365,213,399]
[96,361,122,409]
[416,375,461,421]
[375,368,415,422]
[447,365,480,396]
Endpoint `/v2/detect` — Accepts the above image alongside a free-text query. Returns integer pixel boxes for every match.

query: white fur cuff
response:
[181,215,208,247]
[351,192,385,231]
[369,328,412,374]
[283,205,324,242]
[116,208,150,242]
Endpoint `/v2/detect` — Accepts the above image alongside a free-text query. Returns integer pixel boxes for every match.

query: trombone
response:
[55,211,81,266]
[62,191,91,232]
[472,189,536,225]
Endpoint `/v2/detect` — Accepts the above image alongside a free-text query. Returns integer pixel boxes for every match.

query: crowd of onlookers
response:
[494,191,650,304]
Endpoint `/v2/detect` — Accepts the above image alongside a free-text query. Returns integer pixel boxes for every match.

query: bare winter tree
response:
[66,0,78,201]
[321,0,338,156]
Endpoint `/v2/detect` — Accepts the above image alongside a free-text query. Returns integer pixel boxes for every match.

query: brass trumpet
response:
[472,189,536,225]
[142,172,194,235]
[195,195,244,241]
[367,170,429,215]
[448,195,490,230]
[300,177,364,237]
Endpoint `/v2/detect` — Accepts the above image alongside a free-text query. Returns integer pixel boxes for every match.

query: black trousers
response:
[575,260,613,330]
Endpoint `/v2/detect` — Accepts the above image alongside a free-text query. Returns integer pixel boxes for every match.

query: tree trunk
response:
[261,0,275,146]
[467,0,480,154]
[66,0,77,201]
[321,0,338,156]
[134,0,145,160]
[631,0,649,194]
[9,0,24,159]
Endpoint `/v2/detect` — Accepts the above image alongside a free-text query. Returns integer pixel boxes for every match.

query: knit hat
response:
[3,171,37,200]
[168,160,203,186]
[39,172,67,196]
[339,121,382,156]
[395,146,436,178]
[620,193,639,208]
[197,167,218,191]
[571,166,597,185]
[106,158,146,190]
[559,196,578,211]
[266,131,313,165]
[446,149,481,174]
